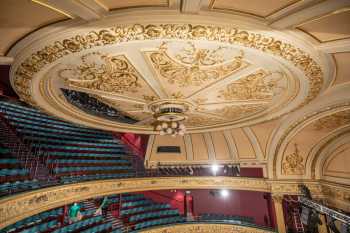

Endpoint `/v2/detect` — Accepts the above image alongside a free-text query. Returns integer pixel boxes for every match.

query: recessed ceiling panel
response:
[100,0,169,11]
[298,9,350,42]
[210,0,300,17]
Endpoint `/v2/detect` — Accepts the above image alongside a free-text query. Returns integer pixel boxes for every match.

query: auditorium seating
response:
[0,100,137,195]
[1,207,63,233]
[119,193,184,231]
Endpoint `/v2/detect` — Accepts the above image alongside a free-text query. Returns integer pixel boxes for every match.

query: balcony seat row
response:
[25,136,121,148]
[132,216,185,231]
[52,216,103,233]
[32,144,124,152]
[0,102,112,135]
[2,208,63,233]
[60,173,133,184]
[54,166,132,173]
[129,209,179,222]
[80,222,112,233]
[120,204,171,216]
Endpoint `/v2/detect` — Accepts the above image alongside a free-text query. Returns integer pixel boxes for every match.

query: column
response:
[318,214,328,233]
[272,194,286,233]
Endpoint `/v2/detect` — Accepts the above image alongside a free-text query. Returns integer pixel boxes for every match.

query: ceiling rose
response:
[9,16,332,134]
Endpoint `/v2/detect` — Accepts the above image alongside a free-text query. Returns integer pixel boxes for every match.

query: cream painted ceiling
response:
[2,0,350,202]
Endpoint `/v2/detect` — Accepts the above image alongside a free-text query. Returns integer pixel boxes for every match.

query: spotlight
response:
[220,189,229,198]
[211,164,219,174]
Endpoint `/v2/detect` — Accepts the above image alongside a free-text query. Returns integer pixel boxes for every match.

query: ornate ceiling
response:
[2,0,350,197]
[8,19,332,134]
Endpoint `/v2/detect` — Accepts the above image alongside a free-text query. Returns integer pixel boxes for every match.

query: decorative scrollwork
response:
[148,42,245,87]
[282,143,305,175]
[58,52,142,94]
[312,110,350,130]
[13,23,323,112]
[218,70,285,100]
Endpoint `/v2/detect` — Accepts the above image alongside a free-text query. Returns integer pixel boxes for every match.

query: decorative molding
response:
[282,143,305,175]
[312,110,350,130]
[271,102,350,178]
[316,38,350,53]
[0,56,14,65]
[12,23,323,114]
[181,0,206,14]
[140,223,274,233]
[270,0,350,29]
[0,176,336,230]
[32,0,107,20]
[0,177,270,229]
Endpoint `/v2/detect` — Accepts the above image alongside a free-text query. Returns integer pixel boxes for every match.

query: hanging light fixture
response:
[152,102,187,137]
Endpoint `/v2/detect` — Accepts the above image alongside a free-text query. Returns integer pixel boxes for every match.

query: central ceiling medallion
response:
[9,20,330,134]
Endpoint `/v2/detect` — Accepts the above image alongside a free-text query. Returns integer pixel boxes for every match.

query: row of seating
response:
[20,220,58,233]
[120,204,171,216]
[20,131,116,143]
[48,159,131,164]
[122,199,154,208]
[53,166,132,173]
[133,216,185,230]
[129,209,179,222]
[0,169,28,176]
[0,180,41,194]
[2,208,63,232]
[26,136,121,147]
[32,143,124,152]
[52,216,103,233]
[7,121,111,138]
[80,222,112,233]
[60,173,134,184]
[0,102,111,135]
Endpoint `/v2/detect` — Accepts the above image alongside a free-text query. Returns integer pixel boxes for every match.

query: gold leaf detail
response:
[59,52,142,94]
[218,71,284,100]
[149,42,244,87]
[312,110,350,130]
[282,143,305,175]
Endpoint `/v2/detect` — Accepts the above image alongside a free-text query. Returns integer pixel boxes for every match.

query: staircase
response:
[106,212,124,230]
[0,113,54,181]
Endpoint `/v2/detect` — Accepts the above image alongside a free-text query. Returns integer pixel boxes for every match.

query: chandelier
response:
[152,102,188,136]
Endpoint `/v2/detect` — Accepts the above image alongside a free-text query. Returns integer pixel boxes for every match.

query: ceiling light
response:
[220,189,229,198]
[211,164,219,174]
[152,102,188,137]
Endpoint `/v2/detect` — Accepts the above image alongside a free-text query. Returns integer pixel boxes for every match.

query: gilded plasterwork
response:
[212,104,267,120]
[59,52,142,94]
[282,143,305,175]
[217,70,285,100]
[312,110,350,130]
[147,42,246,88]
[141,223,274,233]
[0,176,330,229]
[13,23,323,108]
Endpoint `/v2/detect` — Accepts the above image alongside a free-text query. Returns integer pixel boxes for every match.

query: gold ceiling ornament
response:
[272,102,350,178]
[174,42,233,66]
[13,23,323,107]
[208,104,268,121]
[282,143,305,175]
[185,114,227,127]
[148,42,245,88]
[312,110,350,130]
[58,52,142,94]
[217,70,285,101]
